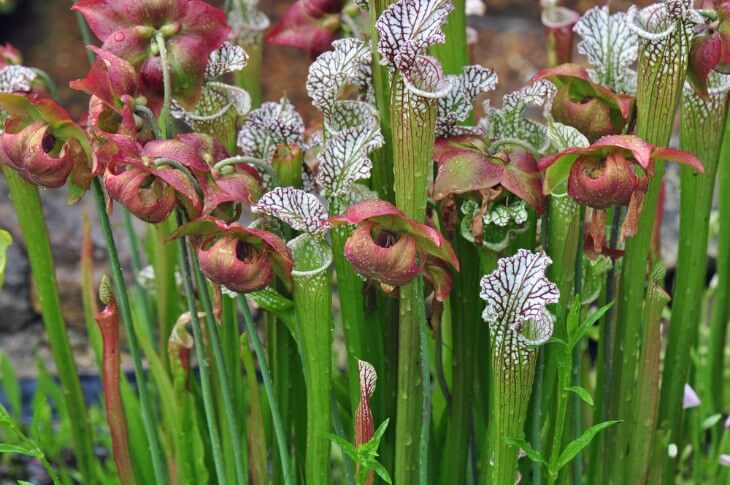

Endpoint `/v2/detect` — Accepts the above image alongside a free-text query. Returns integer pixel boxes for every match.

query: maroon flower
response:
[0,44,22,67]
[688,1,730,96]
[330,199,459,300]
[171,216,294,293]
[70,47,154,137]
[265,0,344,58]
[540,1,580,65]
[72,0,229,109]
[539,135,703,249]
[534,64,634,142]
[102,134,207,222]
[0,93,92,201]
[432,135,546,214]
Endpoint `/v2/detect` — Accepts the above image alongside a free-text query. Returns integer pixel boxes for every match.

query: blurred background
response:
[0,0,654,376]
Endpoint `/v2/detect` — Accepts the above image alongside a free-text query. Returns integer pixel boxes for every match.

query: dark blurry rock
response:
[0,240,32,332]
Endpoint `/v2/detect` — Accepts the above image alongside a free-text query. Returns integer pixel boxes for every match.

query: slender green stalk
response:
[91,178,169,483]
[626,265,669,483]
[607,17,693,484]
[440,236,481,484]
[189,251,248,485]
[239,329,267,485]
[289,234,334,484]
[234,38,263,108]
[175,212,227,485]
[707,108,730,414]
[658,82,729,480]
[155,33,172,138]
[239,296,294,485]
[368,0,395,202]
[431,0,466,74]
[3,168,95,484]
[390,69,439,483]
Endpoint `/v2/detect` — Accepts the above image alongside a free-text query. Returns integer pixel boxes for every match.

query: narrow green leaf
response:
[0,229,11,290]
[372,461,393,484]
[0,444,36,457]
[0,353,20,421]
[325,433,359,461]
[566,297,581,344]
[557,420,621,470]
[564,386,594,407]
[570,302,613,348]
[504,437,548,465]
[701,413,723,430]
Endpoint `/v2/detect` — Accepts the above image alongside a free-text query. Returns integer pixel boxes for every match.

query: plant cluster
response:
[0,0,729,483]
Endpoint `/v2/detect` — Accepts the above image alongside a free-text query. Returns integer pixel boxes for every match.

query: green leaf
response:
[566,297,581,347]
[504,437,548,465]
[557,420,621,471]
[361,418,390,455]
[702,413,723,430]
[372,461,393,484]
[0,353,20,421]
[0,443,37,457]
[570,302,613,349]
[0,230,10,290]
[564,386,594,407]
[18,480,33,485]
[326,433,359,462]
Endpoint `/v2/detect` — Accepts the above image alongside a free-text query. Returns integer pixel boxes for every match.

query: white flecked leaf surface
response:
[237,99,305,160]
[0,65,36,94]
[479,249,559,348]
[254,187,331,235]
[436,64,497,137]
[205,42,249,79]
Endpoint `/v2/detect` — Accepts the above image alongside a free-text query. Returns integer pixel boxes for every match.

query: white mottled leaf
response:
[358,360,377,400]
[479,249,559,348]
[307,38,372,113]
[546,121,590,152]
[401,54,454,99]
[436,64,497,137]
[318,121,384,197]
[376,0,453,69]
[0,65,36,94]
[626,1,701,44]
[253,187,331,235]
[480,80,555,154]
[574,7,638,93]
[237,99,305,160]
[205,42,249,79]
[325,100,378,134]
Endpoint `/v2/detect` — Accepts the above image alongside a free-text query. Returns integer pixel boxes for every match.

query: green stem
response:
[390,70,439,483]
[234,37,263,108]
[626,265,669,483]
[368,0,395,202]
[658,84,729,479]
[189,251,248,485]
[430,0,466,74]
[3,168,95,484]
[214,156,280,186]
[289,235,334,484]
[239,297,294,485]
[440,236,482,484]
[175,212,227,485]
[608,16,692,481]
[707,109,730,414]
[91,178,169,483]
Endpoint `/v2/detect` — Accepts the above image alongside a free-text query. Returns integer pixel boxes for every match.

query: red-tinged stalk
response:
[356,360,378,485]
[626,265,669,483]
[658,75,730,479]
[391,70,439,483]
[289,234,334,485]
[608,6,694,481]
[541,1,580,67]
[3,167,96,483]
[95,278,135,485]
[706,109,730,414]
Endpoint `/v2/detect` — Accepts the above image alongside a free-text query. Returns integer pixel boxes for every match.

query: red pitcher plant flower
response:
[330,199,459,300]
[535,64,635,142]
[539,134,703,251]
[72,0,230,109]
[687,1,730,95]
[102,133,208,222]
[171,215,293,294]
[266,0,345,58]
[0,93,92,202]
